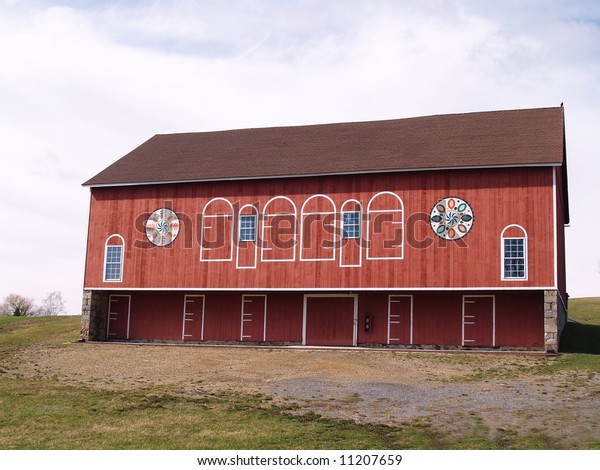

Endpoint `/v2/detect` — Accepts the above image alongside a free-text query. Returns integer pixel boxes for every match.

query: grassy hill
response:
[560,297,600,354]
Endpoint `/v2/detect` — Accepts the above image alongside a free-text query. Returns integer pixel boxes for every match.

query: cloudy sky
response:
[0,0,599,314]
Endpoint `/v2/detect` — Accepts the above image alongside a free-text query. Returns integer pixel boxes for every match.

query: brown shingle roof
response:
[83,107,565,187]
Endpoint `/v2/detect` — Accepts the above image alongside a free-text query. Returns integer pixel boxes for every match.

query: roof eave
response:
[83,162,563,188]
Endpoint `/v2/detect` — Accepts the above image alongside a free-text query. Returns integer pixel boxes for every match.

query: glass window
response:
[104,245,123,281]
[503,238,526,279]
[342,211,361,239]
[239,215,257,242]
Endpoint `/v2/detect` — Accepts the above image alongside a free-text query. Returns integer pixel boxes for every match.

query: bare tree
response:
[39,291,66,316]
[0,294,35,316]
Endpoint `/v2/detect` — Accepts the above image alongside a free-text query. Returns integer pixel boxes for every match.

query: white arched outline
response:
[300,194,337,261]
[261,196,297,263]
[236,204,259,269]
[339,199,363,268]
[500,224,528,281]
[200,197,235,262]
[366,191,404,260]
[103,234,125,282]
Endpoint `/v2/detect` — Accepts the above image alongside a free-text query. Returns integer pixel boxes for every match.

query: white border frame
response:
[103,234,125,282]
[240,294,267,342]
[500,224,528,281]
[300,194,337,261]
[339,199,363,268]
[387,294,413,345]
[182,294,205,340]
[462,294,495,347]
[261,196,297,263]
[200,197,235,262]
[88,286,556,292]
[302,293,358,346]
[107,294,131,339]
[236,205,259,269]
[552,167,559,288]
[366,191,404,260]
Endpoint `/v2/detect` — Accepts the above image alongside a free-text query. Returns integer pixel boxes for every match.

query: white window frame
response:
[103,234,124,282]
[300,194,337,261]
[366,191,404,260]
[200,197,235,262]
[500,224,528,281]
[261,196,297,263]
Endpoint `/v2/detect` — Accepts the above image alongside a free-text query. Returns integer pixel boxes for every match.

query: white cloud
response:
[0,0,599,313]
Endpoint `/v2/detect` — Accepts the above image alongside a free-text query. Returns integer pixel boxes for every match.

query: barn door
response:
[303,295,357,346]
[462,295,495,347]
[388,295,412,345]
[182,295,205,341]
[241,295,267,342]
[107,294,131,340]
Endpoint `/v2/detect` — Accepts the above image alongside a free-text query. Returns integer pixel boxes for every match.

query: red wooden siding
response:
[264,292,303,342]
[304,296,356,346]
[128,292,184,341]
[494,291,544,347]
[85,167,556,292]
[103,290,544,348]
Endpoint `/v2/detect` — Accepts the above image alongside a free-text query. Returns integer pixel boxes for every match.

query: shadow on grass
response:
[559,321,600,354]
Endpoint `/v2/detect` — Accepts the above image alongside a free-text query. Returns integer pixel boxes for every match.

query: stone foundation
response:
[80,290,109,341]
[544,289,567,353]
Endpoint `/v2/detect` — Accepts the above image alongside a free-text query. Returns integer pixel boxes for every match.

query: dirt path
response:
[15,343,600,448]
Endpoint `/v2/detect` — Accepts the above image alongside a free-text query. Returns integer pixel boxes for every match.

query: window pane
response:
[503,237,526,279]
[342,211,360,239]
[239,215,256,241]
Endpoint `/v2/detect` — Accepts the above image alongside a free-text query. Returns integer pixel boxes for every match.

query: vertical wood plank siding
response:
[85,167,555,290]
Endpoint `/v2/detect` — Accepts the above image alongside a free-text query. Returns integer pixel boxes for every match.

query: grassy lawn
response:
[0,299,599,450]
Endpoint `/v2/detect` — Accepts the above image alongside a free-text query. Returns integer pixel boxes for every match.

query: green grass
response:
[0,303,599,450]
[559,298,600,358]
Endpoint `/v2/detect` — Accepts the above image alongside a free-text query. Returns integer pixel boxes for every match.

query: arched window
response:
[261,196,297,262]
[501,224,528,280]
[200,198,234,262]
[339,199,362,267]
[366,191,404,260]
[300,194,336,261]
[236,204,259,269]
[104,234,124,282]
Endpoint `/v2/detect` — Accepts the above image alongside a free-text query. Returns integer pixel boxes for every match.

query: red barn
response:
[81,107,569,352]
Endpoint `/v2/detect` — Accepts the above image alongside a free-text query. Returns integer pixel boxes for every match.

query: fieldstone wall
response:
[544,289,564,353]
[80,290,109,341]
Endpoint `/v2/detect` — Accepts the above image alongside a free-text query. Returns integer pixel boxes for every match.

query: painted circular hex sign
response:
[430,197,474,240]
[146,208,180,247]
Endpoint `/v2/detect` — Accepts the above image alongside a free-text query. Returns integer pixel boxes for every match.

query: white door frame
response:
[182,294,205,340]
[387,294,413,345]
[240,294,267,342]
[462,295,495,347]
[302,293,358,346]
